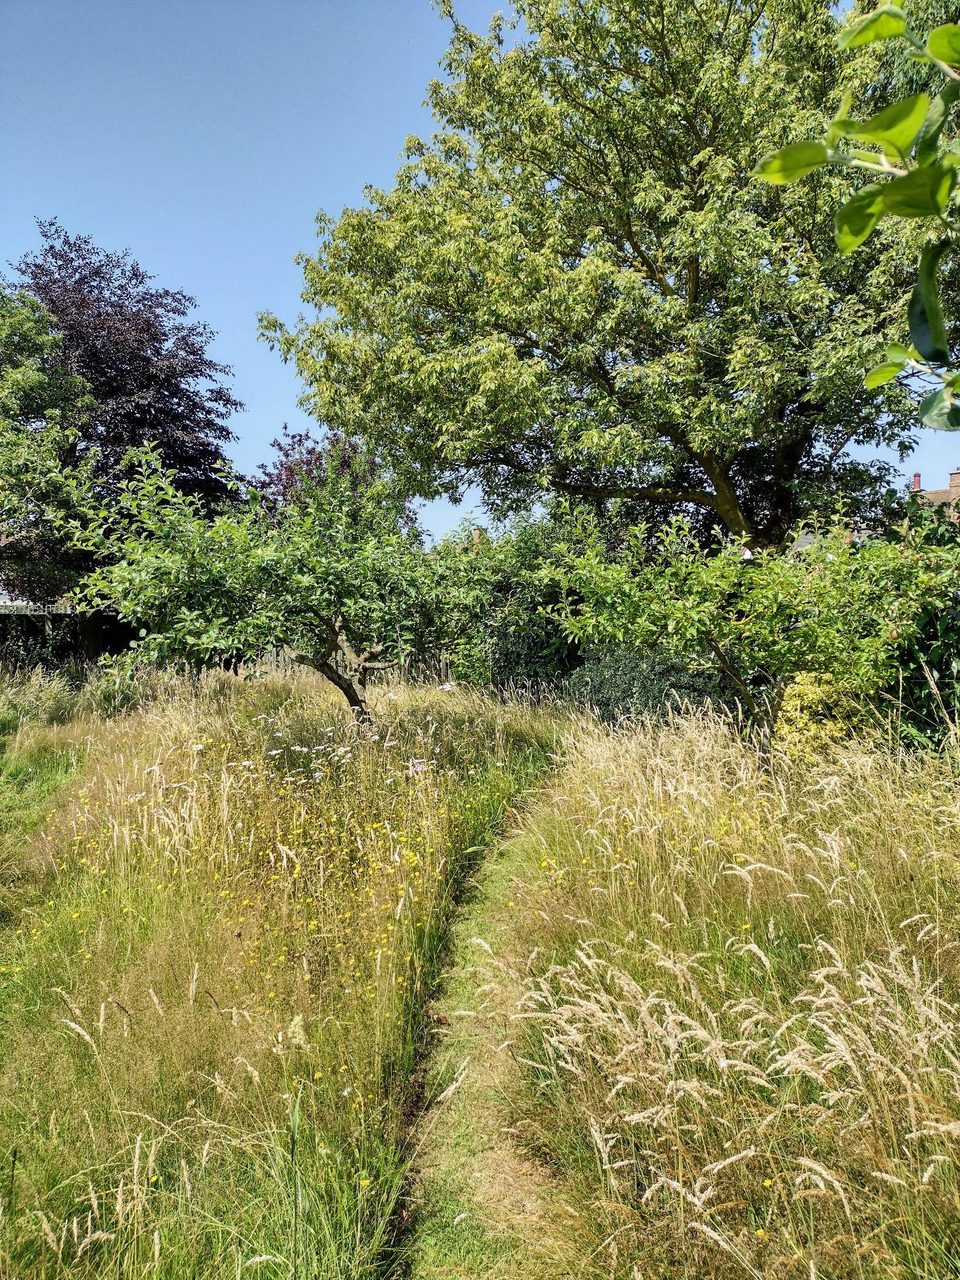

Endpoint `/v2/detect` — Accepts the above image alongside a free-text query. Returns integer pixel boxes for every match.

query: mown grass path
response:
[0,726,85,929]
[405,803,583,1280]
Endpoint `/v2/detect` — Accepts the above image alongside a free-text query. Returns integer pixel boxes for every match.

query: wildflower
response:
[762,1179,773,1188]
[755,1228,766,1240]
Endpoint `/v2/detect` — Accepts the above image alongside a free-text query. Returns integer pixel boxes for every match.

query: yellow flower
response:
[755,1228,766,1239]
[762,1178,773,1188]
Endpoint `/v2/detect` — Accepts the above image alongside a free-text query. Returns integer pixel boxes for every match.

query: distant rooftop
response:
[914,468,960,510]
[0,587,71,615]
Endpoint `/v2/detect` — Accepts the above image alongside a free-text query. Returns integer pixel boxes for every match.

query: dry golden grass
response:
[6,670,957,1279]
[509,712,960,1279]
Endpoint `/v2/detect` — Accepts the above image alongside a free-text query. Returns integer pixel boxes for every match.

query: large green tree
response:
[0,291,94,602]
[263,0,919,547]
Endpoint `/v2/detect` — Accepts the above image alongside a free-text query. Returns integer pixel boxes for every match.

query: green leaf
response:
[909,239,951,362]
[915,82,960,165]
[927,23,960,64]
[886,342,912,361]
[835,184,886,252]
[865,361,905,387]
[839,5,906,48]
[753,142,830,184]
[826,91,854,145]
[881,165,956,217]
[919,386,960,429]
[831,95,930,158]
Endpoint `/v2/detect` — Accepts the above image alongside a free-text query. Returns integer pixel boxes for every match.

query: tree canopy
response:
[12,220,240,508]
[79,437,442,719]
[263,0,920,548]
[0,291,95,602]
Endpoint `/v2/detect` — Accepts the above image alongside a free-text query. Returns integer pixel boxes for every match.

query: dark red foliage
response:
[256,426,420,535]
[13,219,241,507]
[256,425,376,505]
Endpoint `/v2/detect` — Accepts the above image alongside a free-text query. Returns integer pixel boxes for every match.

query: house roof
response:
[922,487,956,507]
[0,587,71,615]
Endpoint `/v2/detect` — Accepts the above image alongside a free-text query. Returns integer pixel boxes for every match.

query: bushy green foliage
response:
[0,291,94,601]
[77,444,443,719]
[564,647,727,722]
[554,519,944,734]
[432,516,582,690]
[885,500,960,741]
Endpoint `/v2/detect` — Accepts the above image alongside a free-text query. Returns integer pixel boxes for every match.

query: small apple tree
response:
[79,436,440,721]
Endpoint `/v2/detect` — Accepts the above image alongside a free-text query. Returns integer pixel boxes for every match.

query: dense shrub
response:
[562,647,727,721]
[885,502,960,745]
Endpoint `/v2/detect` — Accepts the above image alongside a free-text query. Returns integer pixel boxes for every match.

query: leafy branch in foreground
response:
[756,6,960,428]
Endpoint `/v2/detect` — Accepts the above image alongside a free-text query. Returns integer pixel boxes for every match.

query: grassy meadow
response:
[505,716,960,1279]
[0,671,554,1277]
[0,671,959,1278]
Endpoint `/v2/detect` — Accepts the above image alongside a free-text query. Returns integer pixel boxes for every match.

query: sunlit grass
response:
[509,712,960,1280]
[0,672,557,1278]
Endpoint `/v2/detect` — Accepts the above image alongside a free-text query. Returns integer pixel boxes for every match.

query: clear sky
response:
[2,0,958,533]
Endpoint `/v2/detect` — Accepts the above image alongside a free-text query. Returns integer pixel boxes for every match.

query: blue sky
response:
[2,0,958,533]
[2,0,495,535]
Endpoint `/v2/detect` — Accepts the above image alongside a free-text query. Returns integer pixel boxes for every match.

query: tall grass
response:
[0,665,178,735]
[509,712,960,1279]
[0,673,555,1278]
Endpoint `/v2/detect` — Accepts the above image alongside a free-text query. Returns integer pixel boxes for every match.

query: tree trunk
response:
[284,648,372,723]
[315,659,372,723]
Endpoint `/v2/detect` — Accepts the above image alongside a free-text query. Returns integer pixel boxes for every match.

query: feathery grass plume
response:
[509,709,960,1279]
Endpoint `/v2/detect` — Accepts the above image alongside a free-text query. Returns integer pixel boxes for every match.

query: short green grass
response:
[0,726,85,927]
[409,826,582,1280]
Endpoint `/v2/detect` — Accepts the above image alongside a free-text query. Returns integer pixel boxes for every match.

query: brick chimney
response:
[951,469,960,500]
[913,472,922,492]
